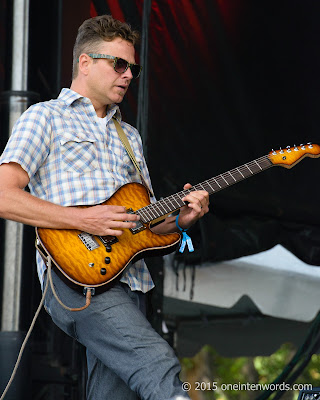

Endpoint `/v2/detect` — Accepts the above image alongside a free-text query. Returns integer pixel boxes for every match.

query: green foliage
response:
[254,343,296,382]
[180,343,320,400]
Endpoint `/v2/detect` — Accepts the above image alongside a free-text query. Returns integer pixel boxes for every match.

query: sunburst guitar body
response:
[36,182,180,288]
[36,143,320,290]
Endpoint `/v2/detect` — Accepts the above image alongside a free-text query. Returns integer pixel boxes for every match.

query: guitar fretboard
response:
[137,155,273,223]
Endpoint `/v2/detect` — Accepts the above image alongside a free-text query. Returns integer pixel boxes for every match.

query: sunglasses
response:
[87,53,142,79]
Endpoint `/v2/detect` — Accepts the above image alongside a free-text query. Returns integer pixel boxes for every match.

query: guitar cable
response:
[0,274,49,400]
[46,257,94,312]
[0,257,93,399]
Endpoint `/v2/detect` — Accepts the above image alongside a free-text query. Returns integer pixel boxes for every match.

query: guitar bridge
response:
[78,232,100,251]
[127,208,146,234]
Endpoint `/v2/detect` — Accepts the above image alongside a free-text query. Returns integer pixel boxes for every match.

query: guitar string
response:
[138,155,272,222]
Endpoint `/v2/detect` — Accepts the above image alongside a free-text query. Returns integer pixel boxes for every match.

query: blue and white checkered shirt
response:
[0,88,155,293]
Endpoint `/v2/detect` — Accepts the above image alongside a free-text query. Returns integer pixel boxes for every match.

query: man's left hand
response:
[177,183,210,229]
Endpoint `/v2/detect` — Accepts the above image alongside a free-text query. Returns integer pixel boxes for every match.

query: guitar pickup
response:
[98,235,119,246]
[127,208,146,234]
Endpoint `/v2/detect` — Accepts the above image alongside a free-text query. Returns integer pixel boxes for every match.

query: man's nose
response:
[123,66,133,80]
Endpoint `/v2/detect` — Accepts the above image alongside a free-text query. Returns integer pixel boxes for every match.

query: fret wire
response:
[207,177,227,188]
[165,196,178,210]
[245,164,254,174]
[153,200,167,212]
[254,160,263,170]
[214,176,231,186]
[237,168,245,178]
[138,208,150,218]
[146,207,158,220]
[228,171,237,181]
[136,209,148,222]
[237,156,270,172]
[158,200,171,214]
[206,181,215,192]
[201,181,216,193]
[140,208,153,221]
[193,182,216,195]
[212,177,222,189]
[165,194,184,209]
[144,203,160,219]
[229,156,270,176]
[153,203,167,215]
[220,175,229,185]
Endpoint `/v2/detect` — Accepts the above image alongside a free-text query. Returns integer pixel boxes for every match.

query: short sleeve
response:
[0,103,52,178]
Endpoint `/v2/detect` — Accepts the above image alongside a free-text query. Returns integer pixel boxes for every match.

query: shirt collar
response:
[106,104,122,123]
[58,88,83,105]
[58,88,122,121]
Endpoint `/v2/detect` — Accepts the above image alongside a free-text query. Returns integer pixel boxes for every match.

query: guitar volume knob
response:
[105,257,111,264]
[100,268,107,275]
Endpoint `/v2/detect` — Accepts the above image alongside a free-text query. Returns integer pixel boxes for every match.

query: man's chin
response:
[114,95,124,104]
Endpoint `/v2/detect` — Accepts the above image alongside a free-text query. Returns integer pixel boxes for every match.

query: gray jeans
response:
[43,270,189,400]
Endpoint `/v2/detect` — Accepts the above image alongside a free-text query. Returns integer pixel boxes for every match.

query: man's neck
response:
[70,81,107,118]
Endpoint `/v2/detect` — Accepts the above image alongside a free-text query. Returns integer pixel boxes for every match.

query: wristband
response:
[175,215,194,253]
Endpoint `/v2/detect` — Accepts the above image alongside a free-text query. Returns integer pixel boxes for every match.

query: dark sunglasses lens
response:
[114,58,141,78]
[130,64,141,79]
[115,58,128,73]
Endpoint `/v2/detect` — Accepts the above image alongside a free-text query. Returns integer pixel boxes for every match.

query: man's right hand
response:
[76,205,140,237]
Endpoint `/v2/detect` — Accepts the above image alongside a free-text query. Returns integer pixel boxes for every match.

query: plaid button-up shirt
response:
[0,88,155,293]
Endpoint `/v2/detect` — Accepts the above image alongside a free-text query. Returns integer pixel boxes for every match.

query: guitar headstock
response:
[268,143,320,168]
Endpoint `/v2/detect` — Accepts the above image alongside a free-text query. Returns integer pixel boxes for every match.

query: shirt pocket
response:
[59,131,98,174]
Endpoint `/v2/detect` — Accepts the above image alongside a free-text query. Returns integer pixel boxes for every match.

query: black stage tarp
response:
[91,0,320,266]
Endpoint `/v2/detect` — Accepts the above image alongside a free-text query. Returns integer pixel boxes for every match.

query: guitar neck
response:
[137,154,273,224]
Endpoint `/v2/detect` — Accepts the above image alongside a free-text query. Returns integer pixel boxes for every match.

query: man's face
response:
[85,38,136,107]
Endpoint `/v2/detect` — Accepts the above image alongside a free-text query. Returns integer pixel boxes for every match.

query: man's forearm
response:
[0,187,78,229]
[150,215,180,235]
[0,186,140,237]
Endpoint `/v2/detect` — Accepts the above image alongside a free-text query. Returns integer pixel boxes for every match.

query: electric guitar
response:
[36,143,320,289]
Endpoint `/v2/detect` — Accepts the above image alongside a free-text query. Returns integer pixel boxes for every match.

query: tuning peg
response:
[307,142,313,148]
[286,145,291,152]
[271,149,277,155]
[294,144,299,151]
[279,147,284,154]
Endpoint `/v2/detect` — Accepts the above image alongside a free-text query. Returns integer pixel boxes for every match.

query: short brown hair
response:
[72,15,140,79]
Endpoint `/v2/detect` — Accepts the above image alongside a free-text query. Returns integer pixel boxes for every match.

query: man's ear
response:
[78,53,91,76]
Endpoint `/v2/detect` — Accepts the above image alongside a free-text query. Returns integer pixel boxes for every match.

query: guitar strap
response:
[112,116,154,197]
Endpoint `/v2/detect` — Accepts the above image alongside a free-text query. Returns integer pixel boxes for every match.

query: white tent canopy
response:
[163,245,320,357]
